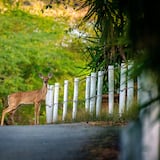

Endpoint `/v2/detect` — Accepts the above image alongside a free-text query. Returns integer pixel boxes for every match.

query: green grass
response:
[45,102,139,126]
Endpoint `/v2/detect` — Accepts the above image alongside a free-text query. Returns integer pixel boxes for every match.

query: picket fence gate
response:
[45,62,139,123]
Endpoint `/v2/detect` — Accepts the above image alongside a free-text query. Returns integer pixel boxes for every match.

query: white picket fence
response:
[45,62,138,123]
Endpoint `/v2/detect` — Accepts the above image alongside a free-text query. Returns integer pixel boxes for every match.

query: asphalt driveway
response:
[0,123,120,160]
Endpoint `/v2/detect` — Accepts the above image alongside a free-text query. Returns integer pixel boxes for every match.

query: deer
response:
[1,73,52,126]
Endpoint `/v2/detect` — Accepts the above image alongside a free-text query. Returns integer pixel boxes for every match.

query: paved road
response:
[0,123,117,160]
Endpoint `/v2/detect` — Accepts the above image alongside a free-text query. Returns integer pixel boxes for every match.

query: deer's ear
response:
[39,73,43,79]
[48,73,53,79]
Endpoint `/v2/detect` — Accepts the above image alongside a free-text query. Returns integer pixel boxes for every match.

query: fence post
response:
[46,85,54,123]
[72,78,79,120]
[85,76,90,112]
[89,72,97,114]
[62,80,69,121]
[53,83,60,123]
[126,61,134,110]
[119,63,127,115]
[108,65,114,114]
[96,71,104,117]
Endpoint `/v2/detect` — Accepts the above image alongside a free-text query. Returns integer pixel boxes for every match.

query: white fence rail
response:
[45,62,138,123]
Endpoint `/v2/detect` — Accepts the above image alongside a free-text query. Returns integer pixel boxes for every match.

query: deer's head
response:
[39,73,52,84]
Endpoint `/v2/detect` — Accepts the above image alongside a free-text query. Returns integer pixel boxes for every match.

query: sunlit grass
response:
[5,100,139,125]
[41,102,138,126]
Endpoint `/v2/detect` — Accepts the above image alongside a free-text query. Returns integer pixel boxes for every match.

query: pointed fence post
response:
[89,72,97,114]
[85,76,90,112]
[46,85,54,123]
[72,78,79,120]
[119,63,127,115]
[126,61,134,110]
[53,83,60,123]
[96,71,104,117]
[62,80,69,121]
[108,65,114,114]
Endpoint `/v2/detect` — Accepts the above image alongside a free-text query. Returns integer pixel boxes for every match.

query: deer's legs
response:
[1,107,16,126]
[35,102,41,125]
[37,104,41,125]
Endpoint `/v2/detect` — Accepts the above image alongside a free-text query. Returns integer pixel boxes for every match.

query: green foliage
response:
[80,0,131,71]
[0,8,87,124]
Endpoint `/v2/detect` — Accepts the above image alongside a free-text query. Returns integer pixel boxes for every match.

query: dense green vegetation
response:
[0,5,88,124]
[0,0,147,125]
